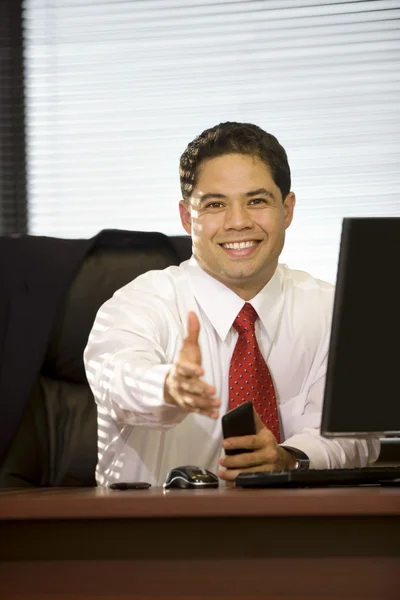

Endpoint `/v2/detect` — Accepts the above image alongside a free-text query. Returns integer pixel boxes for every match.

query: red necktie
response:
[228,303,280,443]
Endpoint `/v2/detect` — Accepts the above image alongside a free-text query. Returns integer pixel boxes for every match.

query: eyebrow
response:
[247,188,276,200]
[198,188,276,203]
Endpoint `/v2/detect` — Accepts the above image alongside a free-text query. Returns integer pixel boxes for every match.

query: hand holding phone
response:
[221,401,256,455]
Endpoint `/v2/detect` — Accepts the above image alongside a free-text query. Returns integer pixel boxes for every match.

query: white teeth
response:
[223,241,257,250]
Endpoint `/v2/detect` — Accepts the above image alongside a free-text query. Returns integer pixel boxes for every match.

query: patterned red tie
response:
[228,303,280,442]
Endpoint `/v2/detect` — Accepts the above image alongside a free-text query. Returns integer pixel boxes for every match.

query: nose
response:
[223,203,253,231]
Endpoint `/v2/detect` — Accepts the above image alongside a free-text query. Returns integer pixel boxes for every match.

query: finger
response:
[180,393,221,411]
[197,408,220,420]
[218,468,236,482]
[178,397,220,420]
[222,434,262,452]
[175,361,204,378]
[222,429,275,452]
[180,312,202,367]
[186,311,200,345]
[219,447,279,470]
[203,408,220,419]
[179,379,216,397]
[218,463,277,482]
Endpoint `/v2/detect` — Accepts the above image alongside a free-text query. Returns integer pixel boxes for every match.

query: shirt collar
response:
[186,256,284,343]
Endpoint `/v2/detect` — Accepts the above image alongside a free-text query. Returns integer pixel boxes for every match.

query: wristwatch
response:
[280,446,310,470]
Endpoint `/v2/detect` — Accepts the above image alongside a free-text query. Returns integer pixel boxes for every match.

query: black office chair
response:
[0,230,192,487]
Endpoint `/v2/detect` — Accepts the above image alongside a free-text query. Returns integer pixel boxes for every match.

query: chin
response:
[220,268,259,284]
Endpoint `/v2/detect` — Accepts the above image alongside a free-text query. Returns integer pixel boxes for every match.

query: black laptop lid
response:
[321,217,400,437]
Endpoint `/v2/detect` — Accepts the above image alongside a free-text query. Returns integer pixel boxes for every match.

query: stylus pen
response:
[108,482,151,490]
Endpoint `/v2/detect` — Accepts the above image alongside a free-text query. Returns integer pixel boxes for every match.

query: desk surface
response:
[1,486,399,599]
[0,485,399,520]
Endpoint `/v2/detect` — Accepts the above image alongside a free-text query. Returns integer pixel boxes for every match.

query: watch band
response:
[280,445,310,470]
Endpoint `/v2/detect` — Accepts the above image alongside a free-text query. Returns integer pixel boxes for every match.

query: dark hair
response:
[179,122,291,202]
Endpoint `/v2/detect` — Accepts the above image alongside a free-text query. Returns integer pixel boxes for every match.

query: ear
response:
[179,200,192,235]
[283,192,296,229]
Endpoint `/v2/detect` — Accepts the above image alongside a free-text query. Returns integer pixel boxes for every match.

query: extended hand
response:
[218,410,295,482]
[164,312,220,419]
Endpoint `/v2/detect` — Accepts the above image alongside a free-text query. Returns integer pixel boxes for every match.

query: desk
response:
[0,486,399,599]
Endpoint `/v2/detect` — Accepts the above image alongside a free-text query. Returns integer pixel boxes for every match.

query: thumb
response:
[186,311,200,345]
[183,311,202,366]
[253,408,264,434]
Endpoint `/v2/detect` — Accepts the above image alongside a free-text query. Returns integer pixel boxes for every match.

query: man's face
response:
[179,153,295,298]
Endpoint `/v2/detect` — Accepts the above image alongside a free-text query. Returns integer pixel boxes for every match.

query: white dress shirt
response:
[84,258,379,487]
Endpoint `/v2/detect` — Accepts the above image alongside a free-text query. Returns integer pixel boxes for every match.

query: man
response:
[84,122,379,487]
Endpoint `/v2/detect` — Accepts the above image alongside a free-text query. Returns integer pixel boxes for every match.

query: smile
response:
[219,240,261,258]
[221,241,259,250]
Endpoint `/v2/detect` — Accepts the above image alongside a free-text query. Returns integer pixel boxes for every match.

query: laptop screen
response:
[321,217,400,437]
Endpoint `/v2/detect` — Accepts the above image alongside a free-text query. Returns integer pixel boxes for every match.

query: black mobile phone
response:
[221,401,256,455]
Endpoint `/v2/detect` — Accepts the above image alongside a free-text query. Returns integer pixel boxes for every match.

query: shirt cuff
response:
[281,431,332,469]
[282,429,380,469]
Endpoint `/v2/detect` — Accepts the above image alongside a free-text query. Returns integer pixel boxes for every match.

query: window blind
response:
[23,0,400,282]
[0,0,27,236]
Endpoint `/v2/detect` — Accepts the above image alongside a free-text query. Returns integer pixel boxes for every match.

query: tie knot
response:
[233,302,258,335]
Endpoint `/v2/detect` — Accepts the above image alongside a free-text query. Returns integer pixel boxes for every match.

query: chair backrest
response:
[0,231,192,487]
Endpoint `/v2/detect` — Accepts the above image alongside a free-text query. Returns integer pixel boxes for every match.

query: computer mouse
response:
[163,465,219,489]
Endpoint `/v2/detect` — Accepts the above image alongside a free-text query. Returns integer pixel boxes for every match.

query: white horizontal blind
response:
[23,0,400,283]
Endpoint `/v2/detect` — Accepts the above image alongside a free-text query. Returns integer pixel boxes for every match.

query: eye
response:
[249,198,267,206]
[204,201,225,209]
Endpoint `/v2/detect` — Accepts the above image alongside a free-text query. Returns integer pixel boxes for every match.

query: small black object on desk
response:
[108,482,151,490]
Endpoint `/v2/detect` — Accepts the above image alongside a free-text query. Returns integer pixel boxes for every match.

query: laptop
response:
[236,217,400,488]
